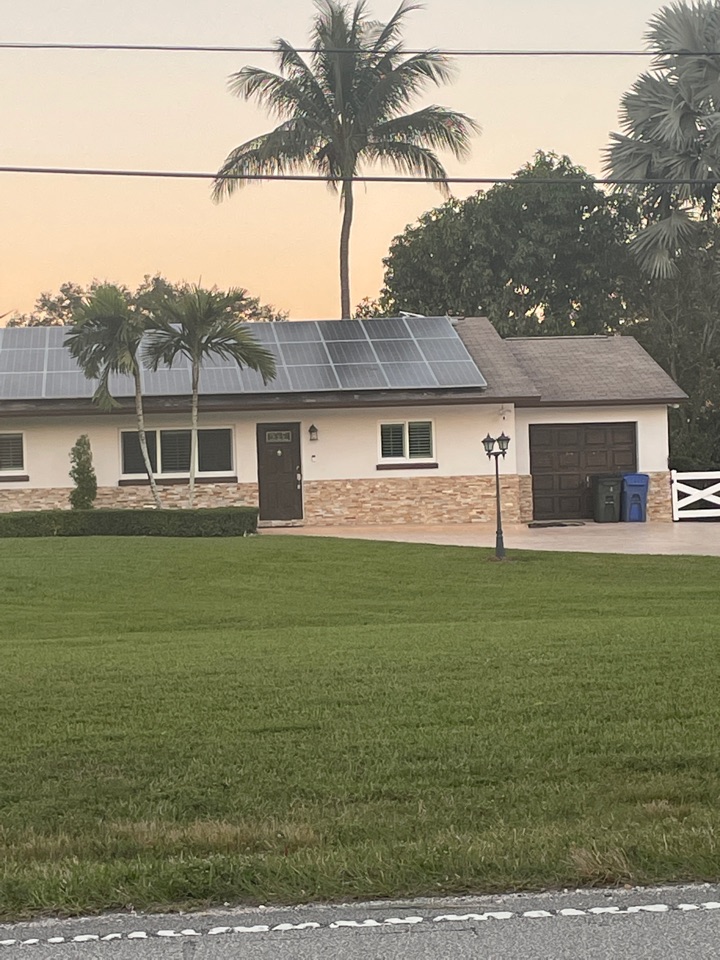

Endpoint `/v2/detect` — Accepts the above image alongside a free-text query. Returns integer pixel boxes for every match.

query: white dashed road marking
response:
[2,901,720,948]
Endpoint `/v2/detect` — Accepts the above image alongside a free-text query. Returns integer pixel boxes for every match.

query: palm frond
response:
[370,106,478,159]
[213,120,327,200]
[356,52,457,127]
[362,140,449,192]
[630,208,698,277]
[228,66,332,127]
[366,1,423,54]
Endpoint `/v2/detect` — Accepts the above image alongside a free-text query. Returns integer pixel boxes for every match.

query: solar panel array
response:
[0,317,487,401]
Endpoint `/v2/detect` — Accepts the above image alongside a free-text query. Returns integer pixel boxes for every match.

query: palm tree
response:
[606,0,720,278]
[66,285,163,509]
[213,0,478,318]
[144,286,277,507]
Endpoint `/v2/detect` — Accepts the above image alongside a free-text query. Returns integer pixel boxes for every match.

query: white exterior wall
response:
[0,403,516,489]
[514,405,670,474]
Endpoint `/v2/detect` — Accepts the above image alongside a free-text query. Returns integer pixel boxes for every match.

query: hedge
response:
[0,507,259,538]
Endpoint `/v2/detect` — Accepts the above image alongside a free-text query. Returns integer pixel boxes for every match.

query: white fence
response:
[671,471,720,521]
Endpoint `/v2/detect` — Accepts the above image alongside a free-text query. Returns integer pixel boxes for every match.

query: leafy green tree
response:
[213,0,477,318]
[373,152,643,335]
[66,285,163,509]
[606,1,720,277]
[144,286,277,507]
[8,275,288,326]
[68,435,98,510]
[635,223,720,468]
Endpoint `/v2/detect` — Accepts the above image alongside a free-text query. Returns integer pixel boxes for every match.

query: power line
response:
[0,165,713,186]
[0,41,715,56]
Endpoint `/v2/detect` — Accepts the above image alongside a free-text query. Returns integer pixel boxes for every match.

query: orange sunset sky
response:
[2,0,664,320]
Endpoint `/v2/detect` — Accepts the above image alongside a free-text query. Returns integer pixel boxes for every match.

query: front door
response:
[256,422,303,521]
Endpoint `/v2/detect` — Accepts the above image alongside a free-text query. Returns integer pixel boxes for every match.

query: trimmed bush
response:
[69,435,98,510]
[0,507,258,538]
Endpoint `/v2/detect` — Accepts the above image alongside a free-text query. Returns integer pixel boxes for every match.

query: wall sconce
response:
[308,424,319,442]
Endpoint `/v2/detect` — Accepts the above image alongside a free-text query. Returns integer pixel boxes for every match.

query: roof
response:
[0,315,686,411]
[454,318,687,406]
[0,317,486,402]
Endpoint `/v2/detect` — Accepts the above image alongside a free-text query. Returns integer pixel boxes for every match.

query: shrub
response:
[0,507,259,538]
[69,435,98,510]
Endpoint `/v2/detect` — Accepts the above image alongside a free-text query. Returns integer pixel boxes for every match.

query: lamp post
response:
[482,432,511,560]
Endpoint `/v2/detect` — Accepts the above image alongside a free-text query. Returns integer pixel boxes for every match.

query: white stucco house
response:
[0,316,686,523]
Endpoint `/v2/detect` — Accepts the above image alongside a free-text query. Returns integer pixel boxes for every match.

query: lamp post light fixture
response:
[483,432,511,560]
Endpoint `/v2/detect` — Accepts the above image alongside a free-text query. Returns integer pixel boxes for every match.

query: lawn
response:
[1,534,719,919]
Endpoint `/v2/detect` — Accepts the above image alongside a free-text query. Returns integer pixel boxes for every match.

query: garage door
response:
[529,423,637,521]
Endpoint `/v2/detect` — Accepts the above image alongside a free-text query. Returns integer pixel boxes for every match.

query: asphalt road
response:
[2,885,720,959]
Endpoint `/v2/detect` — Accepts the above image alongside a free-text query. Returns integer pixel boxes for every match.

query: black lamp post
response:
[483,432,511,560]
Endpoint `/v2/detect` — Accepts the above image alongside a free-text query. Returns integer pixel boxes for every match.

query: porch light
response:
[308,424,319,442]
[482,433,495,457]
[497,432,511,456]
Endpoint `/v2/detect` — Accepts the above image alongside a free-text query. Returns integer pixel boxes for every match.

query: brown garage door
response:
[530,423,637,521]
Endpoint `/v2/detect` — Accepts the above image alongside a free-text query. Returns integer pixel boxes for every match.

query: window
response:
[121,429,233,476]
[379,421,434,461]
[0,434,24,473]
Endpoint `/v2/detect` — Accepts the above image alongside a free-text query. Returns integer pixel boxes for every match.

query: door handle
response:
[296,473,302,482]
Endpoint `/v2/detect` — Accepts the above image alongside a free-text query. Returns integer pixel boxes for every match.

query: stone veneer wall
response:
[302,475,523,525]
[0,483,259,512]
[646,471,673,522]
[0,471,674,523]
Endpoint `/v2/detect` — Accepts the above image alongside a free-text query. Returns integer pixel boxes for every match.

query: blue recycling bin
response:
[621,473,650,522]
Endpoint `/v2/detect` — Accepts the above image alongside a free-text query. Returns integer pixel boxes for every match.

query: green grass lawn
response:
[1,535,719,918]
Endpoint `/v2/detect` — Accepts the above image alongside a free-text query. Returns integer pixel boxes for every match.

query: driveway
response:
[263,521,720,557]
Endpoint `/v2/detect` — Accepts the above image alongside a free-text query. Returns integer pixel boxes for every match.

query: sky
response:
[1,0,665,320]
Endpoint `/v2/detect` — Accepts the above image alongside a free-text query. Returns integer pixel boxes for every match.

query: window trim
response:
[119,427,235,480]
[377,419,437,467]
[0,432,27,478]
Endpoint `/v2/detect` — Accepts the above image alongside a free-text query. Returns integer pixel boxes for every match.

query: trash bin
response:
[622,473,650,522]
[592,474,622,523]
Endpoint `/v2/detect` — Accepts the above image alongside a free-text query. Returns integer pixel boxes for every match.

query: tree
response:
[213,0,477,319]
[373,152,644,335]
[144,286,277,507]
[7,275,288,326]
[66,285,164,509]
[605,1,720,278]
[634,223,720,468]
[68,435,98,510]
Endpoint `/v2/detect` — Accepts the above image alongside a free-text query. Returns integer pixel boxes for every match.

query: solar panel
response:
[324,340,376,365]
[0,373,45,399]
[383,362,438,388]
[319,320,367,341]
[0,349,45,373]
[362,318,413,340]
[335,364,388,389]
[428,361,487,387]
[279,341,330,366]
[288,365,340,391]
[0,318,487,400]
[44,372,94,398]
[272,321,321,342]
[371,339,424,363]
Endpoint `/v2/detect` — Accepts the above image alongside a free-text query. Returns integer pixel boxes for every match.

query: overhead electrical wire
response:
[0,166,711,186]
[0,41,715,56]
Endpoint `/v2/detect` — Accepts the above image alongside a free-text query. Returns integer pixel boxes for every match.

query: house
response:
[0,316,686,523]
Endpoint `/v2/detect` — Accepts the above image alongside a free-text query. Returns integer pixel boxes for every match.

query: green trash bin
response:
[591,474,622,523]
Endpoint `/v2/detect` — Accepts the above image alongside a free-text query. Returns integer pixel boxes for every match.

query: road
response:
[2,885,720,959]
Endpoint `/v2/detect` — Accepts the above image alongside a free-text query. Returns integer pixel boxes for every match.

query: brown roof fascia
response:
[0,387,510,417]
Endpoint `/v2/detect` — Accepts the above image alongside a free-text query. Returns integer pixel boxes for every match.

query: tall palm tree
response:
[144,286,276,507]
[606,0,720,278]
[66,285,163,509]
[213,0,478,318]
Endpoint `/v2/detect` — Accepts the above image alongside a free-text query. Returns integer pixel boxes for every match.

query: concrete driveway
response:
[263,521,720,557]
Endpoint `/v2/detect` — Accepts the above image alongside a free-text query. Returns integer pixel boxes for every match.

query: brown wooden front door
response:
[530,422,637,521]
[256,422,303,521]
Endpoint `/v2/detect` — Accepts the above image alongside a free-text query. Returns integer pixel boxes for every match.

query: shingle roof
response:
[454,317,687,405]
[452,318,539,401]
